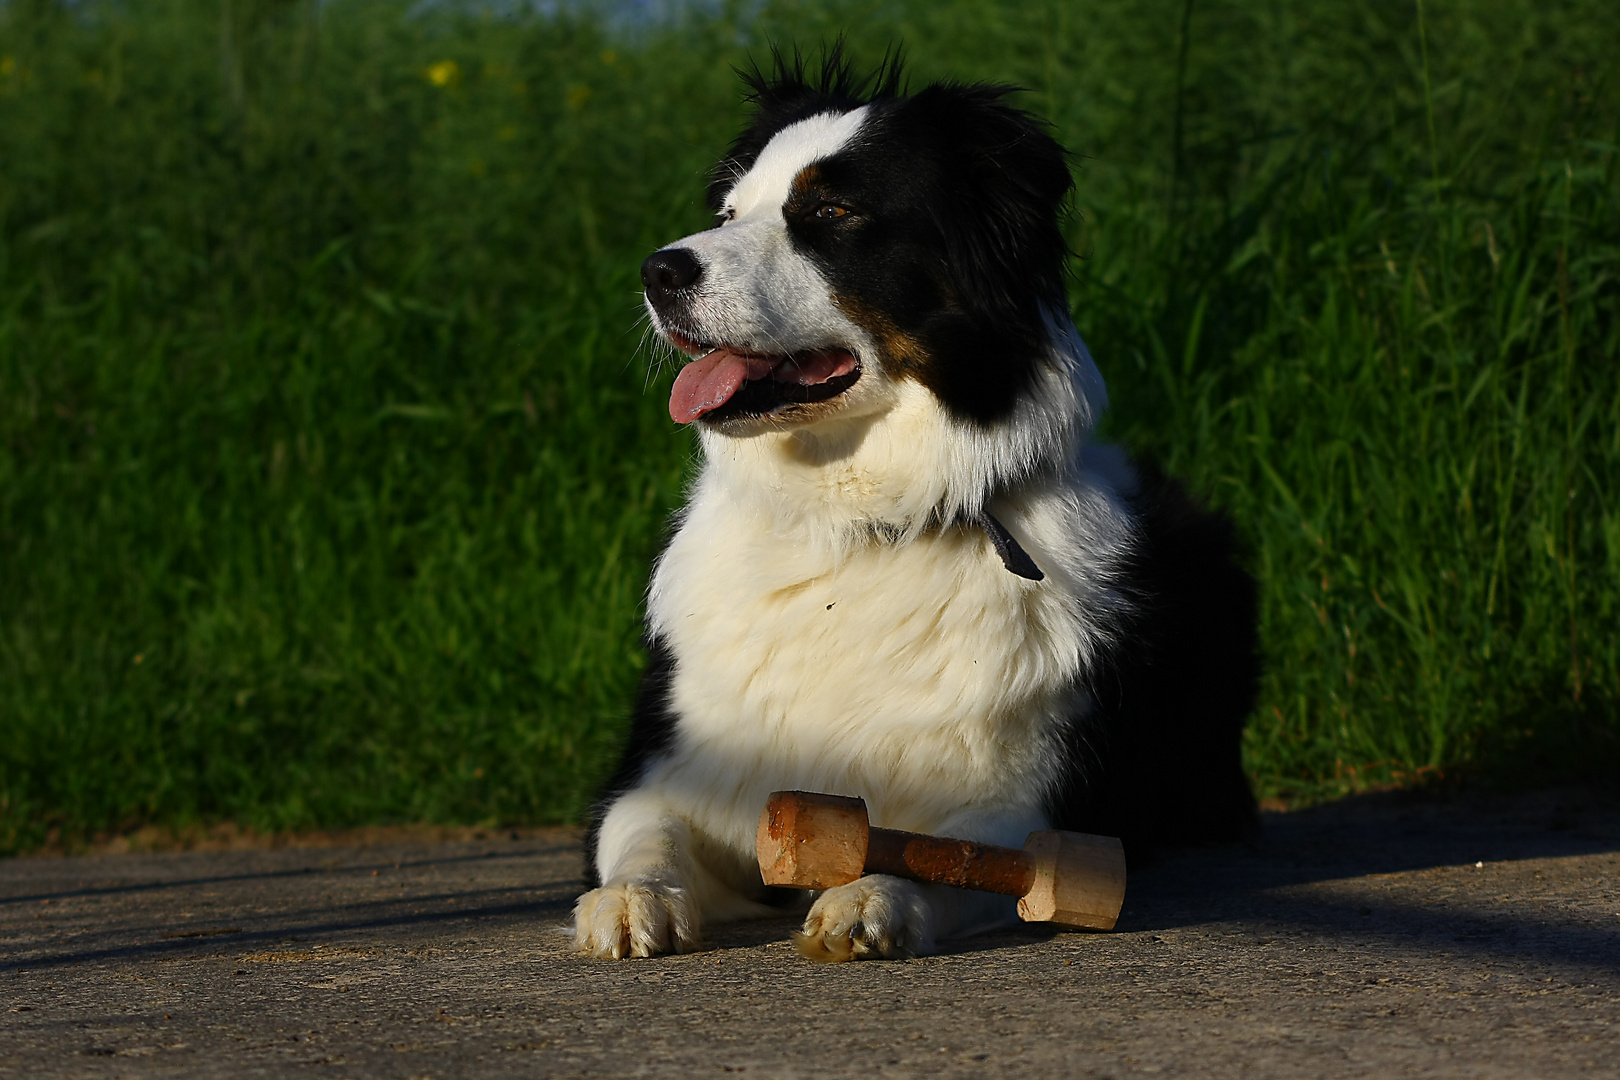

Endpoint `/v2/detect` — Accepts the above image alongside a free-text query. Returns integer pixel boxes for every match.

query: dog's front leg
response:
[794,809,1036,962]
[574,791,704,959]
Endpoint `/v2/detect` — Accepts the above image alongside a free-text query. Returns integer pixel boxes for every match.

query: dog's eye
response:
[813,204,850,220]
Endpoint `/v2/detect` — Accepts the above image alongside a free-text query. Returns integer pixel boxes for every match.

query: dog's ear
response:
[707,42,905,213]
[903,84,1074,322]
[875,85,1073,426]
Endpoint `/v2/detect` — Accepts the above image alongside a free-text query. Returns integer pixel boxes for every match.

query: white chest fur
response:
[641,453,1136,874]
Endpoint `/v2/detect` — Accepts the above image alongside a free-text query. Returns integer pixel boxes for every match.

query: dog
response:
[573,49,1259,961]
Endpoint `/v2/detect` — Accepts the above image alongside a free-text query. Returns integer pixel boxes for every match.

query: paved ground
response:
[2,789,1617,1079]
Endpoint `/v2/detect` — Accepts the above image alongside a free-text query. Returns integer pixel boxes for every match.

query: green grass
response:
[1,0,1616,851]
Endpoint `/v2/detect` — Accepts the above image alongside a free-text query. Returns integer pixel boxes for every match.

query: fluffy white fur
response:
[575,107,1140,961]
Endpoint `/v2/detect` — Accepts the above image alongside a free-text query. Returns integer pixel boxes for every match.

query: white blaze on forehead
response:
[724,106,870,221]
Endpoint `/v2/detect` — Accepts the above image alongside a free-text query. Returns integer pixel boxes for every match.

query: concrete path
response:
[2,789,1617,1078]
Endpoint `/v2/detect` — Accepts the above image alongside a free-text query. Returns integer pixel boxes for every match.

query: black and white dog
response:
[574,51,1259,961]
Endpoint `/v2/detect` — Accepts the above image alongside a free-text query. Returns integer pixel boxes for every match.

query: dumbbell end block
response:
[1015,830,1127,929]
[756,791,871,890]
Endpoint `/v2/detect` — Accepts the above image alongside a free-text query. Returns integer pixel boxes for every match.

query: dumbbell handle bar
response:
[863,825,1037,895]
[756,790,1126,929]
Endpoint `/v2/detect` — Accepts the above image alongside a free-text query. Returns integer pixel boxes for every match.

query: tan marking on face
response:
[791,163,824,197]
[784,163,827,219]
[832,294,931,378]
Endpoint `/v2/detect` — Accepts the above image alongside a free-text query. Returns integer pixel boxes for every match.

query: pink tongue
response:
[668,347,859,424]
[772,349,858,385]
[669,349,775,424]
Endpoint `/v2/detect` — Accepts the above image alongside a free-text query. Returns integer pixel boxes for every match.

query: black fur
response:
[711,48,1073,426]
[582,635,680,889]
[1046,461,1262,858]
[707,42,905,214]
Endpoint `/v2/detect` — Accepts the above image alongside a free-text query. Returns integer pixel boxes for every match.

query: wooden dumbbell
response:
[756,790,1126,930]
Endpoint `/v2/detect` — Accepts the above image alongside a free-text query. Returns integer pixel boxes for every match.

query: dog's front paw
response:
[573,878,701,959]
[795,875,936,962]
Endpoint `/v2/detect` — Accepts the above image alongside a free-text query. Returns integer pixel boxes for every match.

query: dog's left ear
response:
[903,84,1074,323]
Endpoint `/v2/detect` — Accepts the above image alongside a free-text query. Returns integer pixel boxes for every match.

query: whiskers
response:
[632,305,685,395]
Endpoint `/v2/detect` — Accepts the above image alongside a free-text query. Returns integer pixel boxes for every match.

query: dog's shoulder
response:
[1048,457,1262,853]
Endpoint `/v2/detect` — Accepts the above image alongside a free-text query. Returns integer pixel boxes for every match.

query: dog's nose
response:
[641,248,702,308]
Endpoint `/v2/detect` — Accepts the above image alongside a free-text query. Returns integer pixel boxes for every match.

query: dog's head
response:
[644,47,1106,532]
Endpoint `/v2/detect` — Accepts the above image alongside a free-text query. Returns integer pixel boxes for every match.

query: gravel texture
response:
[2,789,1617,1078]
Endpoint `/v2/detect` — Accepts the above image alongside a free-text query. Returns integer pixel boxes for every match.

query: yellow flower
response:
[425,60,460,88]
[567,83,591,109]
[0,56,14,78]
[600,50,617,65]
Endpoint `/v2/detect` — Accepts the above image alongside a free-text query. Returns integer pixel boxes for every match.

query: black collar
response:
[978,512,1044,581]
[863,512,1044,581]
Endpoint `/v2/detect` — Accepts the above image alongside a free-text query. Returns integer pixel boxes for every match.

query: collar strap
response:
[978,512,1044,581]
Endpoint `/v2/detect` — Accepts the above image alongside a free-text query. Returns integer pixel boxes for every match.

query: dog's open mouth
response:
[666,335,861,425]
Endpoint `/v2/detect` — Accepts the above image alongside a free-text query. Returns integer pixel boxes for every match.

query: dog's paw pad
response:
[795,876,935,962]
[573,879,701,959]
